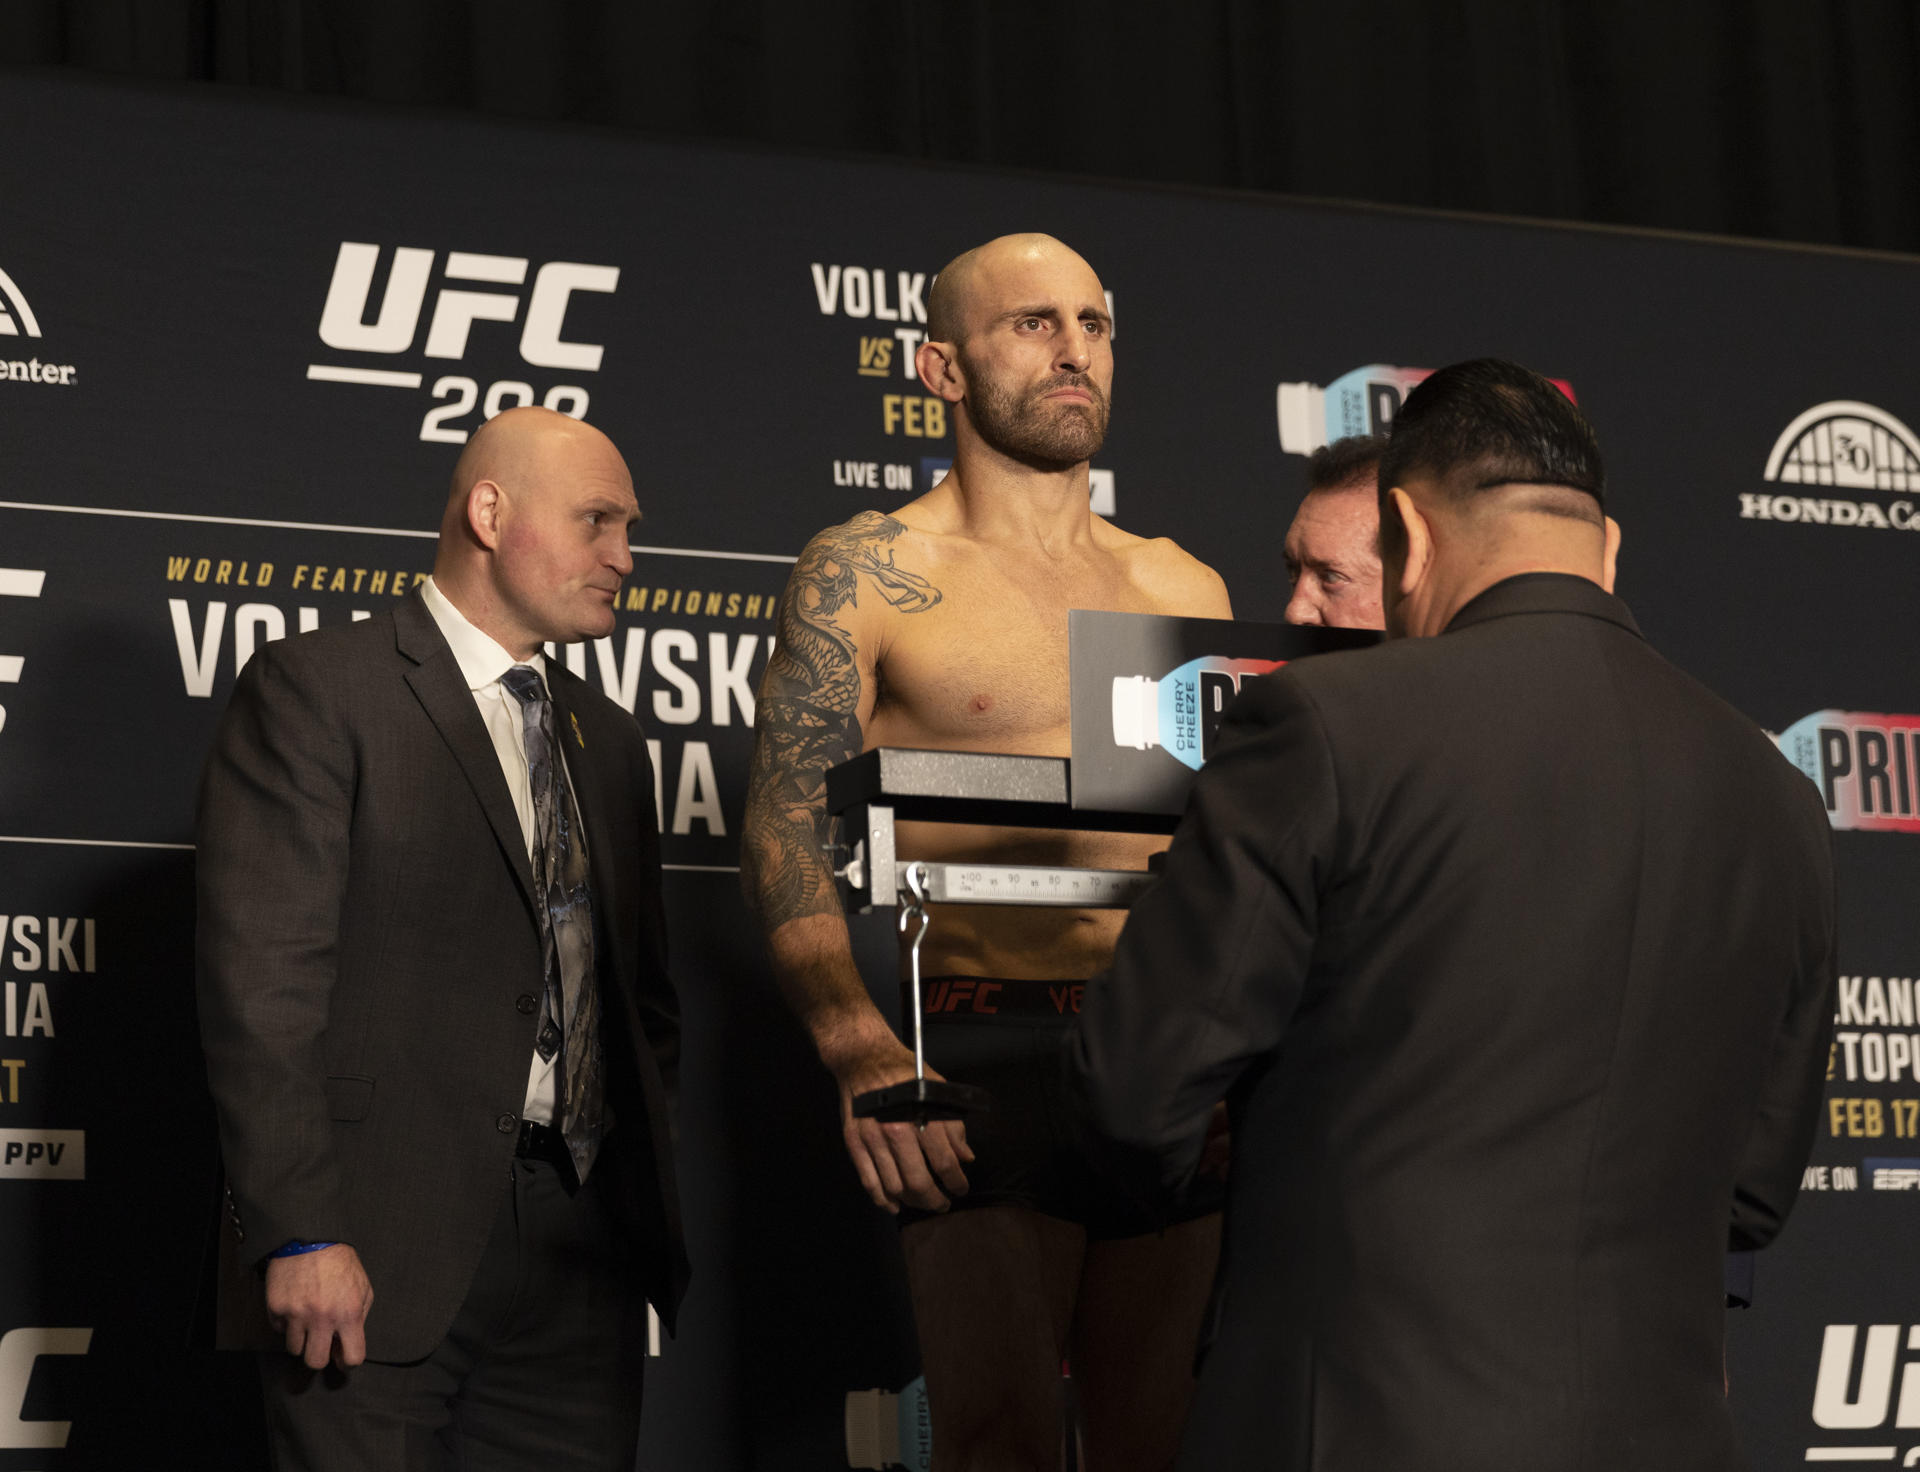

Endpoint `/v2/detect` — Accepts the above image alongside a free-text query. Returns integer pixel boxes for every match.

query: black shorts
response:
[898,976,1226,1239]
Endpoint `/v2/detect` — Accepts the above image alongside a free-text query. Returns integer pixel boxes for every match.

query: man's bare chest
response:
[866,562,1171,750]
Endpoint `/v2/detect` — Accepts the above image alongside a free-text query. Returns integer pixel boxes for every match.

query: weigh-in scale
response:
[820,612,1375,1125]
[825,747,1177,1124]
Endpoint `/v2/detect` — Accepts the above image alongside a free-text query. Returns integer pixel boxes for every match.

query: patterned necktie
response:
[501,664,603,1182]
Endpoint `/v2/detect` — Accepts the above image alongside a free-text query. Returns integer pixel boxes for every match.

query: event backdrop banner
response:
[1,68,1917,1469]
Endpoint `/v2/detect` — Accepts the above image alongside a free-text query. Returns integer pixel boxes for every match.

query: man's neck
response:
[936,442,1095,554]
[429,566,541,661]
[1425,549,1607,637]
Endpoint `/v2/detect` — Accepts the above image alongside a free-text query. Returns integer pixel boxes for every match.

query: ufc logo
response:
[0,1326,91,1450]
[1814,1324,1920,1430]
[317,243,619,370]
[927,979,1002,1015]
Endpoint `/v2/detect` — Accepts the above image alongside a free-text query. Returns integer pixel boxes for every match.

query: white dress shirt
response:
[419,576,562,1125]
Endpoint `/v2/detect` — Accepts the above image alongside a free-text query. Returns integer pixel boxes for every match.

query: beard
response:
[963,358,1111,471]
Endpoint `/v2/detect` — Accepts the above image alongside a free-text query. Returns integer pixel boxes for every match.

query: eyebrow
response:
[586,494,641,525]
[1296,552,1359,575]
[996,303,1113,329]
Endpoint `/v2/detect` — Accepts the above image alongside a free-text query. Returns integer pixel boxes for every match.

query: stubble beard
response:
[964,360,1111,472]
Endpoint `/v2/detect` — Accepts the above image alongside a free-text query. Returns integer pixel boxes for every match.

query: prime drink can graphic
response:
[1112,655,1286,770]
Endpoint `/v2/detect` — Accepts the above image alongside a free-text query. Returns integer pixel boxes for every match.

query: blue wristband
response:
[268,1240,337,1259]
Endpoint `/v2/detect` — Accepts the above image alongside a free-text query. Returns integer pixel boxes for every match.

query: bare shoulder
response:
[782,508,944,634]
[1094,518,1233,618]
[797,507,917,564]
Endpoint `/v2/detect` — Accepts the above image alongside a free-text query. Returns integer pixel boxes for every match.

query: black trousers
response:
[260,1156,649,1471]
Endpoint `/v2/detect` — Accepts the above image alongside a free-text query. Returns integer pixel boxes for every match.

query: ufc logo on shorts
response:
[317,243,619,371]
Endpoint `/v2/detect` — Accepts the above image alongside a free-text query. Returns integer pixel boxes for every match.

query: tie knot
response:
[501,665,545,706]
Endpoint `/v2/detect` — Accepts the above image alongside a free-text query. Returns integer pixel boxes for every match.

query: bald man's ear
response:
[1387,488,1431,598]
[466,479,505,551]
[916,339,967,404]
[1601,516,1621,594]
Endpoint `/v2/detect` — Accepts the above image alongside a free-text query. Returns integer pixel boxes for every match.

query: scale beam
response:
[829,748,1175,913]
[899,861,1152,908]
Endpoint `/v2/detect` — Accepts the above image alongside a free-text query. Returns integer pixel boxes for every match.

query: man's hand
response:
[825,1021,974,1214]
[264,1244,374,1370]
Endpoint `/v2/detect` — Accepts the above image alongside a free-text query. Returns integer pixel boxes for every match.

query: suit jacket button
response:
[516,994,537,1015]
[496,1113,518,1134]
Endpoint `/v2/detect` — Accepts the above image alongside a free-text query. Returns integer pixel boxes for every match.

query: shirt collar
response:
[420,576,547,692]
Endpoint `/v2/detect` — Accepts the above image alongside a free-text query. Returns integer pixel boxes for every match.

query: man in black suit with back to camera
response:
[1069,359,1836,1470]
[196,406,687,1470]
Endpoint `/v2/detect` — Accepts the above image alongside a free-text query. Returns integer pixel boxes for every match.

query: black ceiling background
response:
[7,0,1919,256]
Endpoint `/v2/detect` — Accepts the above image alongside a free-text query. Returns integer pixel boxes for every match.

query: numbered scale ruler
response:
[899,862,1153,908]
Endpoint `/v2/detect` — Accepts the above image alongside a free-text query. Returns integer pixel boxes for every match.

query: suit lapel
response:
[393,596,538,912]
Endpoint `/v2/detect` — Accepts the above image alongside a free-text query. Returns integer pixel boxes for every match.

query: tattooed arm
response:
[741,512,971,1212]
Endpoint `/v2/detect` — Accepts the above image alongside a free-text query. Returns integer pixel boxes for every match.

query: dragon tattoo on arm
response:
[742,512,940,931]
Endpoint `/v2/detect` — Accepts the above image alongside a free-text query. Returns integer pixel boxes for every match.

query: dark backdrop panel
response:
[5,2,1920,255]
[0,68,1916,1468]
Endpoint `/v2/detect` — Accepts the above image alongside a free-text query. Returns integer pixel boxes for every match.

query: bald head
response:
[916,234,1114,474]
[926,233,1101,346]
[433,407,638,658]
[442,407,617,534]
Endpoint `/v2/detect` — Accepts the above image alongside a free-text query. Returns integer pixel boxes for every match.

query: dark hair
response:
[1306,434,1388,494]
[1377,359,1604,515]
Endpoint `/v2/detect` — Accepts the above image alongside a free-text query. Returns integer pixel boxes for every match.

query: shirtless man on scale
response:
[742,234,1231,1470]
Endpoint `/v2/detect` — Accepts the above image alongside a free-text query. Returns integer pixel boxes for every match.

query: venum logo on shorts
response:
[305,242,621,444]
[1739,401,1920,530]
[1777,711,1920,833]
[0,267,77,388]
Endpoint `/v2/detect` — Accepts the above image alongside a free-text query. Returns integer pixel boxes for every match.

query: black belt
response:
[515,1117,571,1166]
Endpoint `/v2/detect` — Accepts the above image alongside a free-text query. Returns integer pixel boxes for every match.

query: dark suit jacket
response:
[1069,574,1836,1471]
[196,591,688,1361]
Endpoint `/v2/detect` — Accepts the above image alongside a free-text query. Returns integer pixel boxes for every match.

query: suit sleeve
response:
[1727,795,1839,1252]
[194,643,355,1263]
[1067,672,1340,1202]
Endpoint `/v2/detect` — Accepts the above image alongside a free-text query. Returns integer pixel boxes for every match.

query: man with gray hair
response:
[1282,434,1389,629]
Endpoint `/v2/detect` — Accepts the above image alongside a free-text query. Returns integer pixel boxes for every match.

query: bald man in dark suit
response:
[197,408,687,1469]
